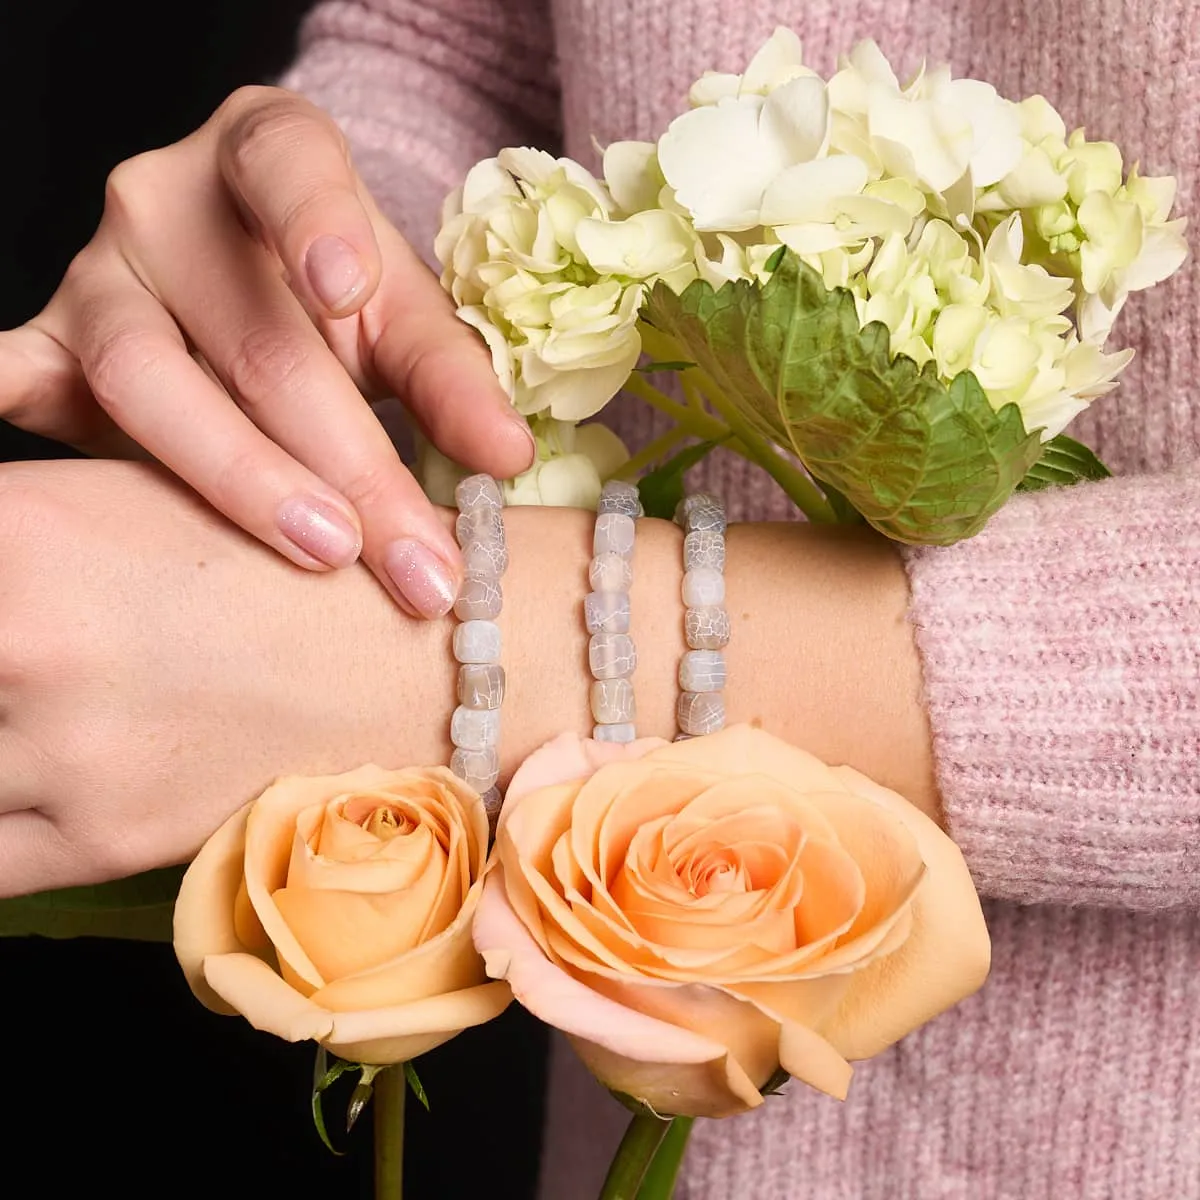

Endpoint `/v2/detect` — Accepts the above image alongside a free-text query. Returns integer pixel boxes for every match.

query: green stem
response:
[690,366,838,523]
[373,1065,405,1200]
[611,425,690,481]
[598,1113,672,1200]
[636,1118,695,1200]
[623,374,731,443]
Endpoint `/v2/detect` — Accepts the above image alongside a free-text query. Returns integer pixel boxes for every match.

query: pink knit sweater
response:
[283,4,1200,1197]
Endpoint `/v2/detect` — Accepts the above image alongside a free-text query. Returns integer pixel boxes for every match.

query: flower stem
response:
[611,426,690,481]
[623,374,731,443]
[373,1065,405,1200]
[636,1118,695,1199]
[598,1113,672,1200]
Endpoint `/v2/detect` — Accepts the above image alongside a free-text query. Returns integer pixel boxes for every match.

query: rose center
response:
[681,848,747,897]
[361,804,417,841]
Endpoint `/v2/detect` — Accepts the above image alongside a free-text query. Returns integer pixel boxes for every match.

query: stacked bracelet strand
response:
[675,492,729,737]
[449,474,507,822]
[587,479,642,743]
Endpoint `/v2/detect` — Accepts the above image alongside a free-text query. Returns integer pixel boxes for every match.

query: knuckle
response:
[103,151,164,227]
[86,326,161,419]
[224,324,313,406]
[223,91,337,179]
[337,461,400,514]
[209,445,269,512]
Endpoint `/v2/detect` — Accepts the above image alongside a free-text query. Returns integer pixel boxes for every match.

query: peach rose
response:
[474,725,990,1117]
[175,764,510,1064]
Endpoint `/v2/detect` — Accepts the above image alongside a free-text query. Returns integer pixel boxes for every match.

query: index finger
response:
[215,86,382,318]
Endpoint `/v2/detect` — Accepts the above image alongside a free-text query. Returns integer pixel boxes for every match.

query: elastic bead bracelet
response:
[587,479,642,744]
[674,492,729,738]
[449,474,507,822]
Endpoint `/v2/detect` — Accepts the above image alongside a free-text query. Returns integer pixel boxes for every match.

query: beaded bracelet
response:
[674,492,729,737]
[449,474,507,821]
[586,479,642,743]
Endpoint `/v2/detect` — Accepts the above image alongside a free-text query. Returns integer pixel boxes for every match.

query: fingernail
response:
[277,495,362,568]
[305,235,368,313]
[383,538,459,619]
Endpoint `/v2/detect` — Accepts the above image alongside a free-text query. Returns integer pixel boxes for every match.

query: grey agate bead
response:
[682,567,725,608]
[677,691,725,736]
[462,535,509,577]
[589,631,638,679]
[450,705,500,751]
[593,722,636,744]
[458,663,506,710]
[451,746,500,792]
[455,474,504,512]
[684,529,726,571]
[593,512,636,559]
[685,606,730,650]
[676,492,727,534]
[480,786,503,822]
[590,677,636,724]
[584,590,631,634]
[679,650,726,693]
[589,552,633,593]
[598,479,643,518]
[453,619,501,664]
[456,505,504,546]
[454,574,503,621]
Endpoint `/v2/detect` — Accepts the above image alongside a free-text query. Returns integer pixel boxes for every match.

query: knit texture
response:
[280,2,1200,1195]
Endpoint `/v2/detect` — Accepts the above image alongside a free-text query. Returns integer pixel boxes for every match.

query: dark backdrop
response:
[0,5,547,1195]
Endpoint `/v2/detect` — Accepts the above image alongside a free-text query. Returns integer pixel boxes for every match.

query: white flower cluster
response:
[434,27,1187,487]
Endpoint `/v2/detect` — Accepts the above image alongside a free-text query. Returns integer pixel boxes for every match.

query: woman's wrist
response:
[345,504,939,826]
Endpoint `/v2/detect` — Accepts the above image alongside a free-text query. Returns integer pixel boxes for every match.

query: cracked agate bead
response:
[451,746,500,791]
[462,535,509,577]
[685,606,730,650]
[584,590,631,634]
[450,705,500,751]
[677,691,725,735]
[598,479,643,518]
[593,512,636,559]
[458,663,505,710]
[453,619,501,664]
[454,574,502,621]
[589,552,633,593]
[682,567,725,608]
[593,722,636,744]
[679,650,726,693]
[455,474,503,512]
[684,529,725,571]
[590,677,636,724]
[589,631,637,679]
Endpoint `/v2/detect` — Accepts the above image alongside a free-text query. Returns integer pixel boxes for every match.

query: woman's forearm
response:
[326,505,940,824]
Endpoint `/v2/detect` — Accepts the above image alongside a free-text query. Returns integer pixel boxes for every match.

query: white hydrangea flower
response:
[687,26,814,107]
[502,418,631,507]
[828,40,1023,197]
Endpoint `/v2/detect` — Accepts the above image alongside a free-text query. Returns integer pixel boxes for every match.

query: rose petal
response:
[311,883,489,1012]
[818,765,991,1059]
[203,952,335,1044]
[174,801,256,1015]
[474,871,762,1116]
[323,983,513,1066]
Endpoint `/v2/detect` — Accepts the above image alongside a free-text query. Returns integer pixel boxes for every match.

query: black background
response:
[0,4,547,1195]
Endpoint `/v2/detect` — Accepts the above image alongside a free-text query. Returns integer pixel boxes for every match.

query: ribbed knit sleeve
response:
[278,0,559,265]
[903,466,1200,911]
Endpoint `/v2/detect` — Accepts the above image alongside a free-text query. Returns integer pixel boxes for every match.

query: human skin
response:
[0,87,534,618]
[0,459,937,897]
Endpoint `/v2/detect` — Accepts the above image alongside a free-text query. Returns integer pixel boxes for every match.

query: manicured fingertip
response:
[381,538,459,619]
[304,234,371,315]
[276,493,363,568]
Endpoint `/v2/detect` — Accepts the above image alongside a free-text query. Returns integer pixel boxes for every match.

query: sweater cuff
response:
[902,467,1200,910]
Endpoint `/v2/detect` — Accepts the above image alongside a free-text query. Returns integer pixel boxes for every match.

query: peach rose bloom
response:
[175,764,510,1064]
[474,725,990,1118]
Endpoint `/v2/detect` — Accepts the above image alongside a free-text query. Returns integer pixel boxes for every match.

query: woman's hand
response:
[0,87,534,617]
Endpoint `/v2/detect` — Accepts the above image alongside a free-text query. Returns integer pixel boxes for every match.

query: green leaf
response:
[1018,433,1111,492]
[403,1061,430,1111]
[637,440,719,520]
[0,866,186,942]
[312,1049,355,1156]
[645,251,1044,545]
[634,360,695,373]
